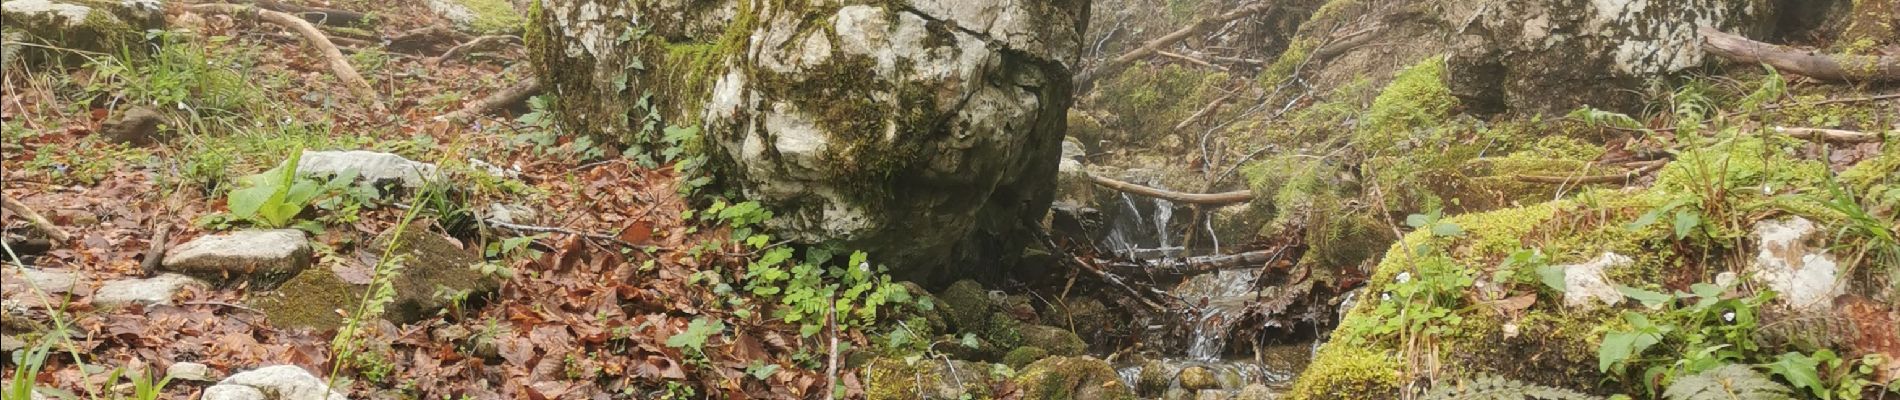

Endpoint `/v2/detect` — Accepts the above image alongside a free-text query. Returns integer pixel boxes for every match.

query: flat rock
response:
[218,365,348,400]
[1562,252,1631,310]
[2,266,81,296]
[168,362,217,382]
[1,0,163,64]
[201,384,267,400]
[1750,217,1843,312]
[93,274,205,307]
[295,150,439,189]
[163,229,311,287]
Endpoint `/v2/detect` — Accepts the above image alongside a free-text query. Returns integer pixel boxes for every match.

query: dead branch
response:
[1089,174,1254,205]
[189,4,386,112]
[1157,50,1226,70]
[1700,27,1900,82]
[1774,126,1886,143]
[435,80,543,123]
[1035,229,1180,314]
[1512,160,1667,184]
[1095,248,1280,278]
[1209,55,1265,66]
[1076,1,1278,89]
[429,35,522,65]
[250,0,369,26]
[486,219,637,249]
[1172,93,1234,131]
[1761,93,1900,110]
[141,224,170,276]
[1,195,71,244]
[1309,25,1381,63]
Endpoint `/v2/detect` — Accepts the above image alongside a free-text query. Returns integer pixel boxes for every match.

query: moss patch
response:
[1014,356,1135,400]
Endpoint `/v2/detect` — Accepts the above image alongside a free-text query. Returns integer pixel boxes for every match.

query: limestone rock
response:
[162,229,312,287]
[1019,324,1087,356]
[294,150,439,189]
[1014,356,1135,400]
[0,0,163,65]
[94,274,205,307]
[249,231,498,330]
[167,362,217,382]
[939,280,994,332]
[202,385,267,400]
[530,0,1088,280]
[2,266,81,296]
[1233,384,1277,400]
[1749,217,1843,312]
[217,365,348,400]
[1561,252,1632,310]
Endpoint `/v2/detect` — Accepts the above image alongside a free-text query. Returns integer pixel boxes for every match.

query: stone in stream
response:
[1233,384,1276,400]
[162,229,312,288]
[248,231,499,330]
[1014,356,1135,400]
[0,0,163,65]
[1177,365,1220,390]
[216,365,348,400]
[530,0,1087,281]
[1748,217,1843,313]
[93,274,206,307]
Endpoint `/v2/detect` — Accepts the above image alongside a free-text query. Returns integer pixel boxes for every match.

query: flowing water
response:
[1091,185,1313,398]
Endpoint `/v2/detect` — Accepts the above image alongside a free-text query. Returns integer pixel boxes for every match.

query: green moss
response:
[458,0,525,34]
[864,357,942,400]
[1003,346,1050,369]
[1014,356,1136,400]
[1287,345,1401,400]
[1355,56,1457,153]
[1091,62,1231,146]
[249,267,360,331]
[1018,324,1086,356]
[940,280,991,332]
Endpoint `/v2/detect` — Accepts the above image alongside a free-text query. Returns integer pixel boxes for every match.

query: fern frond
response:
[1662,364,1795,400]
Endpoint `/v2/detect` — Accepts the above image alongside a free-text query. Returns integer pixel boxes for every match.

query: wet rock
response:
[940,280,993,332]
[1178,365,1220,390]
[1004,346,1050,369]
[1015,356,1136,400]
[162,229,312,287]
[94,274,205,307]
[1560,252,1631,310]
[532,0,1088,280]
[1043,296,1121,347]
[202,385,267,400]
[1,0,162,65]
[101,107,165,146]
[1749,217,1842,312]
[863,357,994,400]
[249,231,498,330]
[1136,359,1181,396]
[295,150,439,189]
[167,362,217,382]
[1020,324,1087,356]
[217,365,347,400]
[1193,389,1232,400]
[1233,384,1276,400]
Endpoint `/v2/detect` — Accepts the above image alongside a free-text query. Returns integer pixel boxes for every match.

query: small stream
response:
[1088,176,1314,398]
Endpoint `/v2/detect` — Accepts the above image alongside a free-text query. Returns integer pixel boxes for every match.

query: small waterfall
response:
[1175,269,1259,361]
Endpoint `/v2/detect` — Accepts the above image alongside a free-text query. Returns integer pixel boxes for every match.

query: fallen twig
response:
[1089,174,1254,205]
[1076,1,1278,89]
[435,80,543,123]
[1761,93,1900,110]
[1173,92,1234,131]
[1095,248,1281,277]
[1774,126,1886,143]
[1157,50,1225,70]
[1512,160,1667,184]
[429,35,522,65]
[486,220,638,249]
[1701,27,1900,82]
[188,3,386,112]
[1,195,71,243]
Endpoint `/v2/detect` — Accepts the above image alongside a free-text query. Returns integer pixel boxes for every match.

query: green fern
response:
[1422,376,1602,400]
[1662,364,1795,400]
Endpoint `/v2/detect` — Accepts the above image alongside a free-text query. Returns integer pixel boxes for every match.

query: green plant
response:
[665,317,726,360]
[1595,279,1772,394]
[227,149,351,228]
[1662,364,1792,400]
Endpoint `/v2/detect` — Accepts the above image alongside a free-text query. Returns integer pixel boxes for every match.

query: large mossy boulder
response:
[863,357,995,400]
[249,231,500,330]
[1,0,162,65]
[1014,356,1135,400]
[528,0,1088,281]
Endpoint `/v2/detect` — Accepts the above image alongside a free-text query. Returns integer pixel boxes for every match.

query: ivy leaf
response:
[1536,265,1568,293]
[1765,352,1825,398]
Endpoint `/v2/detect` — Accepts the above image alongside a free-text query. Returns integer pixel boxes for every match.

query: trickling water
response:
[1176,269,1259,360]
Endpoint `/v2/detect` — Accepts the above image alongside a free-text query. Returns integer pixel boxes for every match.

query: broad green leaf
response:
[1431,222,1464,237]
[1405,214,1430,229]
[1537,265,1568,292]
[1672,209,1701,239]
[1766,352,1825,398]
[1616,285,1674,309]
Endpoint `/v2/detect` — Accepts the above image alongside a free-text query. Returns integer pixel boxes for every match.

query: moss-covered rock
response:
[1019,324,1087,356]
[531,0,1090,281]
[249,231,500,330]
[1003,346,1049,369]
[1,0,162,65]
[940,279,993,333]
[863,357,996,400]
[1014,356,1136,400]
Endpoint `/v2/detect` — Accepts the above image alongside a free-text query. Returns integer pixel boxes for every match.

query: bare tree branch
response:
[1701,27,1900,82]
[1089,174,1254,205]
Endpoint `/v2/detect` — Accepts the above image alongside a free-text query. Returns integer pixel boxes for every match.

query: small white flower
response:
[1761,184,1774,195]
[1723,311,1736,322]
[858,261,870,272]
[1395,272,1412,283]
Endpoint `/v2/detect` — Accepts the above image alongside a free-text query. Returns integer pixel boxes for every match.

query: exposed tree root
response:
[1701,27,1900,82]
[188,3,387,112]
[435,80,542,123]
[1,195,70,243]
[1775,126,1887,143]
[429,35,521,65]
[1076,1,1279,89]
[1089,174,1254,205]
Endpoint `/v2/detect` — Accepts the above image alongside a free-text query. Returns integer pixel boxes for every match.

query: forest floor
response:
[1,0,872,399]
